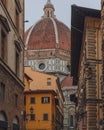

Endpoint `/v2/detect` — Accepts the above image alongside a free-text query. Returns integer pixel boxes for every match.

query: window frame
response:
[0,15,10,62]
[41,97,50,104]
[0,82,5,100]
[15,94,18,107]
[43,113,48,121]
[70,115,74,127]
[30,97,35,104]
[15,40,22,76]
[1,29,7,62]
[30,114,35,121]
[47,78,51,86]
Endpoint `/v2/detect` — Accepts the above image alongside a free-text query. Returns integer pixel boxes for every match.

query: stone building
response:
[101,0,104,129]
[24,0,71,81]
[61,76,77,130]
[71,5,103,130]
[0,0,24,130]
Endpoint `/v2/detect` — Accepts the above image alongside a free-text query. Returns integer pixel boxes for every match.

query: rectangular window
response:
[16,9,19,32]
[0,15,10,62]
[24,96,26,105]
[30,114,35,121]
[15,41,21,76]
[70,115,74,127]
[30,97,35,104]
[47,78,51,86]
[55,98,59,106]
[70,94,75,102]
[1,30,7,62]
[43,113,48,121]
[15,50,19,75]
[15,94,18,107]
[0,82,5,100]
[41,97,50,103]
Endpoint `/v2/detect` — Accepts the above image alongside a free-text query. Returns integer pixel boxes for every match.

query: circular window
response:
[39,63,45,70]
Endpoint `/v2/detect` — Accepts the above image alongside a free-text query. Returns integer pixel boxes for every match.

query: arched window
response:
[0,111,8,129]
[13,116,20,130]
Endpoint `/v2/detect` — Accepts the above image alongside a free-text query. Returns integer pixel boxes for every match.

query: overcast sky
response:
[25,0,100,31]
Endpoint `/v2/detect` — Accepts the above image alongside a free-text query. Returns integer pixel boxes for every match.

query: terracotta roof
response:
[61,76,73,87]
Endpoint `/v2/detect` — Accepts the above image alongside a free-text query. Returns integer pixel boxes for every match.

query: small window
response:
[70,115,74,127]
[30,97,35,104]
[0,15,10,62]
[16,9,19,32]
[1,30,7,62]
[70,94,75,102]
[15,94,18,107]
[30,114,35,121]
[0,82,5,100]
[67,65,70,72]
[15,50,19,75]
[43,114,48,121]
[15,0,22,32]
[24,96,26,105]
[15,41,21,76]
[41,97,50,104]
[47,78,51,86]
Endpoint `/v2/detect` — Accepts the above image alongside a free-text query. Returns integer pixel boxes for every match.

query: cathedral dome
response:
[25,1,71,51]
[24,0,71,76]
[25,18,71,51]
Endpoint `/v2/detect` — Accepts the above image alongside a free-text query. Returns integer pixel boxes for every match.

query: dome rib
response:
[50,18,59,48]
[25,20,41,50]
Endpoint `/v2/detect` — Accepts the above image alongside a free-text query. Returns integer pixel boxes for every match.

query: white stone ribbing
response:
[25,20,41,50]
[50,18,59,48]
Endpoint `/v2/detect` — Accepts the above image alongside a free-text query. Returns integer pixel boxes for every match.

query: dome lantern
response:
[43,0,55,18]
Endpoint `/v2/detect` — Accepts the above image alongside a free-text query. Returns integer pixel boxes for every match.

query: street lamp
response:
[25,107,34,122]
[30,107,34,114]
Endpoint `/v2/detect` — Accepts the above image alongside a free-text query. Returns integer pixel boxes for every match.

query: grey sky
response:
[25,0,100,31]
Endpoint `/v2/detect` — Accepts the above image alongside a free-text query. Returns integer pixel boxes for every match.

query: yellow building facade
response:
[24,67,64,130]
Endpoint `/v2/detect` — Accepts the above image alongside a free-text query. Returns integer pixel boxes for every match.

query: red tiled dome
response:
[25,18,71,51]
[25,0,71,52]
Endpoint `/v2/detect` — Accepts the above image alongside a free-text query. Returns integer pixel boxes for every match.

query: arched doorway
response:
[0,111,8,130]
[13,116,20,130]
